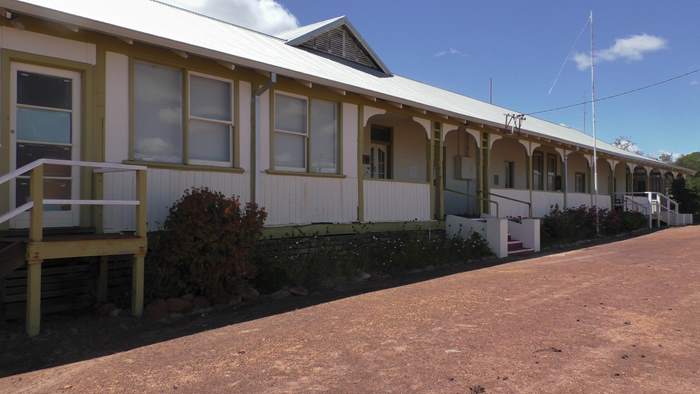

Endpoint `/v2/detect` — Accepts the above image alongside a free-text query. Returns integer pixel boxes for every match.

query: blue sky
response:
[174,0,700,158]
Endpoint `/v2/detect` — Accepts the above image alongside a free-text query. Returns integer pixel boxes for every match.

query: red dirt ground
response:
[2,226,699,393]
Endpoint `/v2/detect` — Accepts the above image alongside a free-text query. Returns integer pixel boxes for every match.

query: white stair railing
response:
[613,191,681,229]
[0,159,147,230]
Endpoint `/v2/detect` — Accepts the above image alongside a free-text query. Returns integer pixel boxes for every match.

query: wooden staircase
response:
[0,159,148,336]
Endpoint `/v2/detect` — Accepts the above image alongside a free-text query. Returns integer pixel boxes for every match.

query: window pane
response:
[17,142,71,177]
[274,132,305,170]
[310,99,337,173]
[189,120,230,162]
[190,75,231,121]
[17,71,72,110]
[17,107,71,144]
[275,94,307,134]
[134,61,183,163]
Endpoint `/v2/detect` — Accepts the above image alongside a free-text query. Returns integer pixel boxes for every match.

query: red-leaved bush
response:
[150,187,267,299]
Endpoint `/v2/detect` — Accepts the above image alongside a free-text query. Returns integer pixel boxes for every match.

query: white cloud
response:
[574,34,667,70]
[434,48,465,58]
[165,0,299,35]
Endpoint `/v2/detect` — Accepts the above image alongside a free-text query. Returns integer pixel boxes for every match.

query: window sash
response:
[310,99,338,174]
[187,72,234,166]
[133,60,183,164]
[273,92,340,174]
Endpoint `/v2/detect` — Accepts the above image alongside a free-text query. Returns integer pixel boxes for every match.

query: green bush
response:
[541,205,647,246]
[147,187,267,299]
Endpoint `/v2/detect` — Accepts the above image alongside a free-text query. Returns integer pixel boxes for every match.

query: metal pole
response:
[590,10,599,235]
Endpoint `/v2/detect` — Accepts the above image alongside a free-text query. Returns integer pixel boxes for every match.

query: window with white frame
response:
[273,92,339,173]
[188,73,233,165]
[133,61,183,163]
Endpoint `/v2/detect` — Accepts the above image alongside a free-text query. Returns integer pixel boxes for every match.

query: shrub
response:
[541,205,647,246]
[148,187,267,299]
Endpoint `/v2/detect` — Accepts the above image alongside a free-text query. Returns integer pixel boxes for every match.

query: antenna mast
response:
[590,10,599,235]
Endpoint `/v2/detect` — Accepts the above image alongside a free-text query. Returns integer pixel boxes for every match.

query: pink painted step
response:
[507,234,533,256]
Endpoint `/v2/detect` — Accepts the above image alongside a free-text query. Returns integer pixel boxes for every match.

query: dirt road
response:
[2,226,699,393]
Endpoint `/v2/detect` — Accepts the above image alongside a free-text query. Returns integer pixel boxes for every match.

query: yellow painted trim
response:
[123,160,245,173]
[132,255,145,317]
[29,166,44,242]
[97,255,109,302]
[265,169,346,179]
[26,261,42,337]
[26,237,147,260]
[262,220,443,239]
[182,68,189,164]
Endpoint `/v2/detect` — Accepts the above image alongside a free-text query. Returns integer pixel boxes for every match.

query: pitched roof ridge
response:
[276,15,346,41]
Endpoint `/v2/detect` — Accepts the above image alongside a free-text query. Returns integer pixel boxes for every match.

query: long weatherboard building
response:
[0,0,694,335]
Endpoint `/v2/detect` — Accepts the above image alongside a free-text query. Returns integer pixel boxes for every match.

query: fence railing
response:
[0,159,147,240]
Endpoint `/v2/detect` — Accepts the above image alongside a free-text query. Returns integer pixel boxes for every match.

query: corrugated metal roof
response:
[3,0,692,173]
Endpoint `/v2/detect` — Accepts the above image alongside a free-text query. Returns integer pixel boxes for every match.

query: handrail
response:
[1,159,148,228]
[0,201,33,225]
[445,187,499,218]
[481,190,532,217]
[0,159,145,186]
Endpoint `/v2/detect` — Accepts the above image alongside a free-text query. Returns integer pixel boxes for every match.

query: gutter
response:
[250,73,276,204]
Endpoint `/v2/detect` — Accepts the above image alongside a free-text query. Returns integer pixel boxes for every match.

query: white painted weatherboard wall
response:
[363,180,430,222]
[532,191,564,217]
[262,176,357,225]
[567,192,592,209]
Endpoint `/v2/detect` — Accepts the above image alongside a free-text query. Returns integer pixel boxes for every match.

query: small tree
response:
[671,178,700,216]
[612,136,642,154]
[151,187,267,299]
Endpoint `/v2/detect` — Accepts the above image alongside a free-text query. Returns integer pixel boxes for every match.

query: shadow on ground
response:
[0,229,655,378]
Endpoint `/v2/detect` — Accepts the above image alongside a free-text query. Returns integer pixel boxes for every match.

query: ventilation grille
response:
[301,26,380,71]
